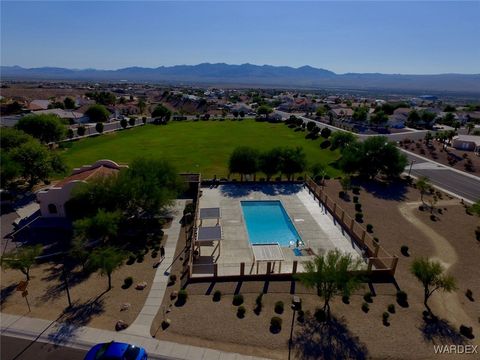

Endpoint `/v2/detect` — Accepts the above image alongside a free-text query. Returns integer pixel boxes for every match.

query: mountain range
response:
[1,63,479,94]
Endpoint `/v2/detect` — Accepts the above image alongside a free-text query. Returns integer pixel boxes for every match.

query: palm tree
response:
[87,247,125,291]
[411,258,456,316]
[295,249,363,320]
[416,176,431,204]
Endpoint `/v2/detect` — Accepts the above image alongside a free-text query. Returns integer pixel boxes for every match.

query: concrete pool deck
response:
[194,184,363,276]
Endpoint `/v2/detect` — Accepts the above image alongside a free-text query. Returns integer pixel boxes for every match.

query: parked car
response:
[84,341,147,360]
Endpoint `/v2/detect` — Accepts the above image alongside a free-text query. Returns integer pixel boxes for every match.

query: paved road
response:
[404,151,480,202]
[0,336,86,360]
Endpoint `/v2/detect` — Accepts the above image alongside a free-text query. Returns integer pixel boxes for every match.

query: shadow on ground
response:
[292,313,368,360]
[420,317,466,345]
[220,183,304,198]
[356,178,408,201]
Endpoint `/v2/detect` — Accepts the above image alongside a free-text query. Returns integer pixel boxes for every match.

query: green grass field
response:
[61,120,342,178]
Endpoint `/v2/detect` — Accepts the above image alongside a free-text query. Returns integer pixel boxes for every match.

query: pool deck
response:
[195,184,363,276]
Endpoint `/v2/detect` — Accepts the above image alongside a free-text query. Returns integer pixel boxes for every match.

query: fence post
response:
[240,262,245,276]
[333,203,337,216]
[341,209,345,222]
[350,219,355,231]
[367,258,373,271]
[361,230,366,243]
[292,261,298,274]
[214,263,218,277]
[390,256,399,275]
[374,242,380,257]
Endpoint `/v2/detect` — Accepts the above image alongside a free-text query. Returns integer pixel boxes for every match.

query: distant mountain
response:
[1,63,479,93]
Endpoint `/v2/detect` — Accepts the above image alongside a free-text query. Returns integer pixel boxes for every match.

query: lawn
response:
[61,119,342,178]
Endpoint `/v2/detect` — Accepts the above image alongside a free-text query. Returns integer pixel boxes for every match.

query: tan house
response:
[37,160,127,218]
[452,135,480,154]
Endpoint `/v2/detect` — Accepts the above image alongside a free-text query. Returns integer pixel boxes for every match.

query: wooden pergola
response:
[195,225,222,257]
[251,243,285,274]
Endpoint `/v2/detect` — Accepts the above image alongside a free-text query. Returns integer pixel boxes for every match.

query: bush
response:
[352,186,360,195]
[364,292,373,303]
[460,325,474,339]
[355,203,362,212]
[176,289,188,305]
[136,254,144,263]
[382,312,390,325]
[77,126,86,136]
[353,196,359,203]
[361,302,369,313]
[465,289,474,301]
[126,254,136,265]
[387,304,396,313]
[339,191,346,199]
[168,274,177,285]
[213,290,222,302]
[364,224,373,234]
[151,251,158,258]
[320,140,331,149]
[396,290,408,307]
[95,122,104,134]
[122,276,133,289]
[321,127,332,138]
[142,116,147,124]
[297,310,305,322]
[355,212,363,222]
[233,294,244,306]
[342,294,350,304]
[314,308,326,322]
[67,128,74,138]
[120,119,128,129]
[128,117,135,126]
[274,301,284,314]
[270,316,282,332]
[401,245,409,257]
[237,305,246,318]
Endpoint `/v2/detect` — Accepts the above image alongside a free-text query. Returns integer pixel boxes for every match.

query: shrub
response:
[122,276,133,289]
[95,122,104,134]
[396,290,408,307]
[297,310,305,322]
[212,290,222,302]
[361,302,369,313]
[142,116,147,124]
[382,312,390,325]
[77,126,86,136]
[176,289,188,305]
[465,289,474,301]
[128,117,135,126]
[387,304,396,313]
[366,224,373,233]
[136,254,144,263]
[353,196,359,203]
[355,212,363,222]
[126,254,136,265]
[475,226,480,242]
[233,294,244,306]
[355,203,362,212]
[339,191,346,199]
[430,214,436,221]
[120,119,128,129]
[363,292,373,303]
[168,274,177,285]
[274,301,284,314]
[342,294,350,304]
[320,140,331,149]
[314,308,326,322]
[321,127,332,138]
[151,251,158,258]
[237,305,246,318]
[352,186,360,195]
[67,128,74,138]
[460,325,474,339]
[401,245,409,257]
[270,317,282,332]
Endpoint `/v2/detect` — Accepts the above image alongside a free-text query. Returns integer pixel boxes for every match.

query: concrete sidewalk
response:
[1,312,269,360]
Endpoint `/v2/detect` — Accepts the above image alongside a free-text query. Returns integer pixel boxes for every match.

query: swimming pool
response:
[241,200,302,247]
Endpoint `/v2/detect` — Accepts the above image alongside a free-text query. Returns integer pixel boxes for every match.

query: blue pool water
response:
[241,200,302,247]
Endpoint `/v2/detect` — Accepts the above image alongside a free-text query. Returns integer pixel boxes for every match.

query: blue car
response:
[84,341,148,360]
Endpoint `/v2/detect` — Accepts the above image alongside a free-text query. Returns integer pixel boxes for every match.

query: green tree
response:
[63,97,76,109]
[0,153,20,188]
[416,176,431,204]
[466,122,475,135]
[310,163,327,184]
[468,200,480,216]
[1,245,42,281]
[152,104,172,122]
[370,110,389,125]
[407,110,421,127]
[295,249,363,320]
[229,146,259,181]
[77,126,86,136]
[137,98,147,114]
[9,141,53,187]
[411,258,457,315]
[352,107,368,122]
[279,147,306,180]
[87,247,125,291]
[0,128,35,152]
[321,127,332,138]
[259,148,282,181]
[316,106,326,117]
[85,104,110,123]
[120,119,128,129]
[95,122,104,133]
[74,209,123,243]
[15,114,66,143]
[256,105,273,118]
[330,131,357,150]
[86,91,116,106]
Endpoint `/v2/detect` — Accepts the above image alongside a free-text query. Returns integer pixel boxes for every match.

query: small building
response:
[31,108,88,123]
[452,135,480,154]
[37,160,127,218]
[27,99,50,111]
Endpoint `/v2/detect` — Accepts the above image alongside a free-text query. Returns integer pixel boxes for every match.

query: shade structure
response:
[199,207,221,220]
[251,243,285,262]
[197,226,222,242]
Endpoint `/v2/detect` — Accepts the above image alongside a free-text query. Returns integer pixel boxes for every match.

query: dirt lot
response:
[149,179,479,359]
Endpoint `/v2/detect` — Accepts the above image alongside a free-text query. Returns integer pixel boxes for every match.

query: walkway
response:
[124,200,186,338]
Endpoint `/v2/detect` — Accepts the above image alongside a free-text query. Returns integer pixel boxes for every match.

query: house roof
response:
[55,165,119,187]
[28,100,50,111]
[453,135,480,146]
[32,108,84,119]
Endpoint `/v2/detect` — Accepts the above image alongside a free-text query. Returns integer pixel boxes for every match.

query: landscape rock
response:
[135,281,148,290]
[115,320,128,331]
[120,303,131,311]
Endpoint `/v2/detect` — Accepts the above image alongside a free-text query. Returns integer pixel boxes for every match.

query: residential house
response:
[27,99,50,111]
[451,135,480,154]
[388,107,409,129]
[32,108,88,124]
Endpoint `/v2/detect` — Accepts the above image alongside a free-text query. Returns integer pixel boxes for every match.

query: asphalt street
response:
[0,336,86,360]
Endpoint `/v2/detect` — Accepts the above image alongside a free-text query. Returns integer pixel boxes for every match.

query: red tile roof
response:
[55,165,119,187]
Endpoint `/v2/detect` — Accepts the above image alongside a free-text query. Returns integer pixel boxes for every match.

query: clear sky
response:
[1,1,479,74]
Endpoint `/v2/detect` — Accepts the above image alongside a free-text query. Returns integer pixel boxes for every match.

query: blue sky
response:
[1,1,479,74]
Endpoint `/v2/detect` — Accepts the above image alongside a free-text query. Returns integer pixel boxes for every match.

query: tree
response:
[259,148,282,181]
[466,122,475,135]
[257,105,273,118]
[352,107,368,122]
[0,153,20,188]
[10,141,53,187]
[0,128,35,152]
[120,119,128,129]
[407,110,421,127]
[411,258,457,316]
[416,176,431,204]
[128,117,135,127]
[330,131,357,151]
[468,200,480,216]
[315,106,326,117]
[340,175,351,193]
[321,127,332,138]
[229,146,259,181]
[137,98,147,114]
[310,163,327,185]
[15,114,66,143]
[74,209,123,243]
[1,245,42,281]
[152,104,172,122]
[295,249,363,320]
[95,122,104,133]
[63,97,76,109]
[306,122,316,132]
[77,126,86,136]
[86,91,116,106]
[67,128,74,138]
[239,110,245,118]
[87,247,125,290]
[370,110,388,125]
[279,147,306,180]
[85,104,110,123]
